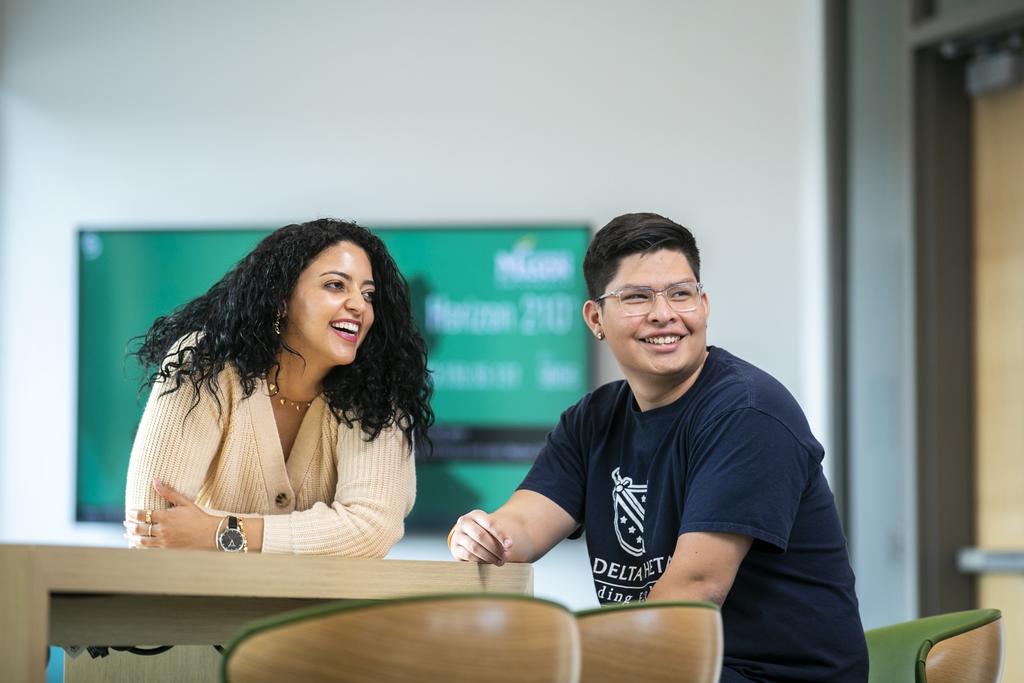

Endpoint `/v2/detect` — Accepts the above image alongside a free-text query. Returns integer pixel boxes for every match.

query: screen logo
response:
[494,236,574,288]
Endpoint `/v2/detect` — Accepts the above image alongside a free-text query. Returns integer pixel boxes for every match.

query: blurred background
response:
[1,0,1022,678]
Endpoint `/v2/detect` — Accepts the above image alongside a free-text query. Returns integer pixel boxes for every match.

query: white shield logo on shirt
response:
[611,467,647,557]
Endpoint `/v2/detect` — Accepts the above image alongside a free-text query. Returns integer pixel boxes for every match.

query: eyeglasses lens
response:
[618,284,699,315]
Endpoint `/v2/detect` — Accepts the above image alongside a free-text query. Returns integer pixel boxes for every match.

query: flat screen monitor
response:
[77,225,591,528]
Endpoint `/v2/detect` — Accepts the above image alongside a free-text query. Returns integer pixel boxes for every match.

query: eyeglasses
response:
[595,282,704,316]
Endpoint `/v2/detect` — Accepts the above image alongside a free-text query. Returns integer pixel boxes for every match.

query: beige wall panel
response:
[973,82,1024,683]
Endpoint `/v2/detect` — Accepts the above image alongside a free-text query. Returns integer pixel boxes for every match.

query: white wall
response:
[0,0,827,588]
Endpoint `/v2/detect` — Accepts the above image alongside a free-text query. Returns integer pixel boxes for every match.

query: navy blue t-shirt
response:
[519,347,868,682]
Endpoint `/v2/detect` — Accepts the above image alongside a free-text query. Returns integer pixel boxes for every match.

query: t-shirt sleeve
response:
[516,401,588,524]
[679,407,811,552]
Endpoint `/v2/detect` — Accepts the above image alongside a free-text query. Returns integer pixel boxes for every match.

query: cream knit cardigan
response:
[124,363,415,556]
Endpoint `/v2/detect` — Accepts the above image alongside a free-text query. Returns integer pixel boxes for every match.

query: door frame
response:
[910,0,1024,615]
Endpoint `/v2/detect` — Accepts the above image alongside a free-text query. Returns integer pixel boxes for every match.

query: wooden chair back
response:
[575,601,722,683]
[222,594,580,683]
[925,616,1003,683]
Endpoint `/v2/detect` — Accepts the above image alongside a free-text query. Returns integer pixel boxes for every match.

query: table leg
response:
[0,547,48,683]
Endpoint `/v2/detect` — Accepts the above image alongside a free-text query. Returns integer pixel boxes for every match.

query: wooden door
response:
[973,81,1024,682]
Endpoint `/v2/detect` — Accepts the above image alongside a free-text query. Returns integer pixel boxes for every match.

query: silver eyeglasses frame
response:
[595,282,705,317]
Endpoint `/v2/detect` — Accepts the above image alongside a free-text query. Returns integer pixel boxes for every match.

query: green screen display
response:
[77,226,591,528]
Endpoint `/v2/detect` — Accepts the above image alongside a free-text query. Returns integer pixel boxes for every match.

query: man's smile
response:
[641,334,683,345]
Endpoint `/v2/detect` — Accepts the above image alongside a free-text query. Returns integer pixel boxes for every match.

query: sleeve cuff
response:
[260,514,293,554]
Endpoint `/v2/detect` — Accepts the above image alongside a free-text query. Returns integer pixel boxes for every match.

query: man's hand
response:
[448,509,514,565]
[447,491,579,565]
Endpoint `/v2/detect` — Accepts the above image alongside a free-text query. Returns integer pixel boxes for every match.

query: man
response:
[448,213,868,682]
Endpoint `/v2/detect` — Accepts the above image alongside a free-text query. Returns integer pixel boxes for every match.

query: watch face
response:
[219,528,245,552]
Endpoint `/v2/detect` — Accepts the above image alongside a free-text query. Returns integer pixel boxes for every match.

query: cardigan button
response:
[275,492,289,507]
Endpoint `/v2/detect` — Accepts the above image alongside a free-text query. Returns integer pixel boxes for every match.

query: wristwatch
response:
[217,516,248,553]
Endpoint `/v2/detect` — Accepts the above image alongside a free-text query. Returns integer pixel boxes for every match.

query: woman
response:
[123,218,432,556]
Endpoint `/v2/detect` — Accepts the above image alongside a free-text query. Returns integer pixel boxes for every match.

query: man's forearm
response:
[645,531,752,606]
[489,508,544,563]
[646,574,729,606]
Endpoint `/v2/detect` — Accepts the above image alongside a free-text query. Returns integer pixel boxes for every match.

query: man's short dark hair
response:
[583,212,701,300]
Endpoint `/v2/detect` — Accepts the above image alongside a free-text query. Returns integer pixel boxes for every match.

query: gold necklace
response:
[267,382,314,412]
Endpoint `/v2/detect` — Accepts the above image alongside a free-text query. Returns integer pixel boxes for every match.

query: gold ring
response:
[145,509,153,525]
[147,523,153,537]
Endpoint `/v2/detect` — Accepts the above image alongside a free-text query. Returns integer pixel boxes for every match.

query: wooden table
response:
[0,544,533,682]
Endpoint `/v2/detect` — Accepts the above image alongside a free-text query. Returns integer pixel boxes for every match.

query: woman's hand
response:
[125,478,221,550]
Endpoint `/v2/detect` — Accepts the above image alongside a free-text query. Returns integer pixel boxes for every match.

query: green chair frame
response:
[865,608,1003,683]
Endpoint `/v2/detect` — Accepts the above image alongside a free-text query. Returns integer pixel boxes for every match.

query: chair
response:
[865,608,1003,683]
[221,593,580,683]
[575,601,722,683]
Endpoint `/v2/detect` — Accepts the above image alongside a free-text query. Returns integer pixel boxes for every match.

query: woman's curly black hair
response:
[133,218,434,452]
